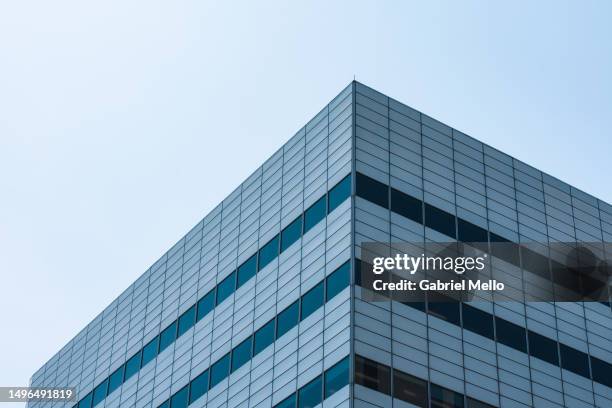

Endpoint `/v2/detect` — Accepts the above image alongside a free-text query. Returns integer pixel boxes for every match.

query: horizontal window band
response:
[72,175,351,408]
[355,259,612,388]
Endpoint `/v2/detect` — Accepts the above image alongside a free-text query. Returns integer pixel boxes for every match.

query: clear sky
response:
[1,1,611,402]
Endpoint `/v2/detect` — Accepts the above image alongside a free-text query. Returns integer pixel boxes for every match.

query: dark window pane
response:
[430,384,464,408]
[197,290,215,321]
[489,233,519,265]
[177,305,196,337]
[591,356,612,387]
[521,247,550,280]
[170,385,189,408]
[466,398,495,408]
[462,304,494,339]
[216,271,236,305]
[560,344,589,377]
[124,350,142,380]
[328,174,351,213]
[425,204,456,238]
[457,219,487,243]
[92,379,108,406]
[78,392,92,408]
[253,319,275,355]
[393,369,427,407]
[158,401,169,408]
[326,261,350,301]
[274,393,296,408]
[301,281,324,320]
[391,188,422,223]
[428,298,460,325]
[231,337,252,372]
[107,365,124,394]
[402,301,426,312]
[528,330,558,365]
[495,317,527,353]
[277,301,299,338]
[281,217,302,252]
[324,357,349,398]
[189,370,209,404]
[210,353,230,388]
[141,336,159,366]
[354,355,390,395]
[259,235,279,270]
[298,375,322,408]
[237,254,257,287]
[159,321,177,353]
[356,172,388,208]
[304,197,326,233]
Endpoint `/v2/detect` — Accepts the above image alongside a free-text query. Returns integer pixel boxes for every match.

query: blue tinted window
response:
[391,188,422,223]
[425,204,456,238]
[328,175,351,213]
[78,392,92,408]
[277,301,299,338]
[107,365,124,394]
[428,296,460,325]
[210,353,230,388]
[458,218,487,243]
[196,290,215,321]
[528,330,558,365]
[216,271,236,305]
[281,216,302,252]
[158,401,169,408]
[253,319,275,355]
[258,235,279,270]
[141,336,159,366]
[298,375,322,408]
[356,172,388,208]
[170,385,189,408]
[124,350,142,380]
[560,344,589,377]
[462,304,493,339]
[301,282,324,320]
[324,357,349,398]
[92,379,108,406]
[326,261,350,301]
[231,337,252,372]
[159,321,177,353]
[177,305,196,337]
[591,356,612,387]
[274,393,296,408]
[304,197,326,233]
[237,254,257,287]
[189,370,208,404]
[495,317,526,353]
[430,384,464,408]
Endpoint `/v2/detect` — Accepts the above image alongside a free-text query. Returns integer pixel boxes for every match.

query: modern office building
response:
[29,82,611,408]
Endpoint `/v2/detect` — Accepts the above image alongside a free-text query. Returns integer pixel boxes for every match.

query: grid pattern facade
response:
[29,82,612,408]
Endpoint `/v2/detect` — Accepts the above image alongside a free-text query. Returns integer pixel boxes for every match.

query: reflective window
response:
[354,355,390,394]
[430,384,464,408]
[189,370,208,404]
[107,365,124,394]
[356,172,389,208]
[495,317,526,353]
[170,385,189,408]
[560,343,589,377]
[301,281,324,320]
[196,290,215,321]
[393,369,427,407]
[326,261,350,301]
[528,330,558,365]
[425,204,456,238]
[124,350,142,380]
[159,321,177,353]
[462,304,493,339]
[298,375,322,408]
[457,219,487,243]
[231,337,252,372]
[141,336,159,366]
[92,379,108,407]
[590,356,612,387]
[216,271,236,305]
[237,254,257,288]
[391,188,422,223]
[304,197,326,233]
[253,319,275,355]
[274,393,296,408]
[78,392,92,408]
[328,174,351,213]
[428,295,460,325]
[177,305,196,337]
[158,401,169,408]
[277,301,299,338]
[210,353,230,388]
[324,357,349,398]
[258,235,279,270]
[281,216,302,252]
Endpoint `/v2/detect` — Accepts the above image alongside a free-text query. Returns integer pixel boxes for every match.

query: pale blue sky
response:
[1,0,611,399]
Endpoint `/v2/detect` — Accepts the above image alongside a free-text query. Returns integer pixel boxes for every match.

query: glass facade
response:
[28,82,610,408]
